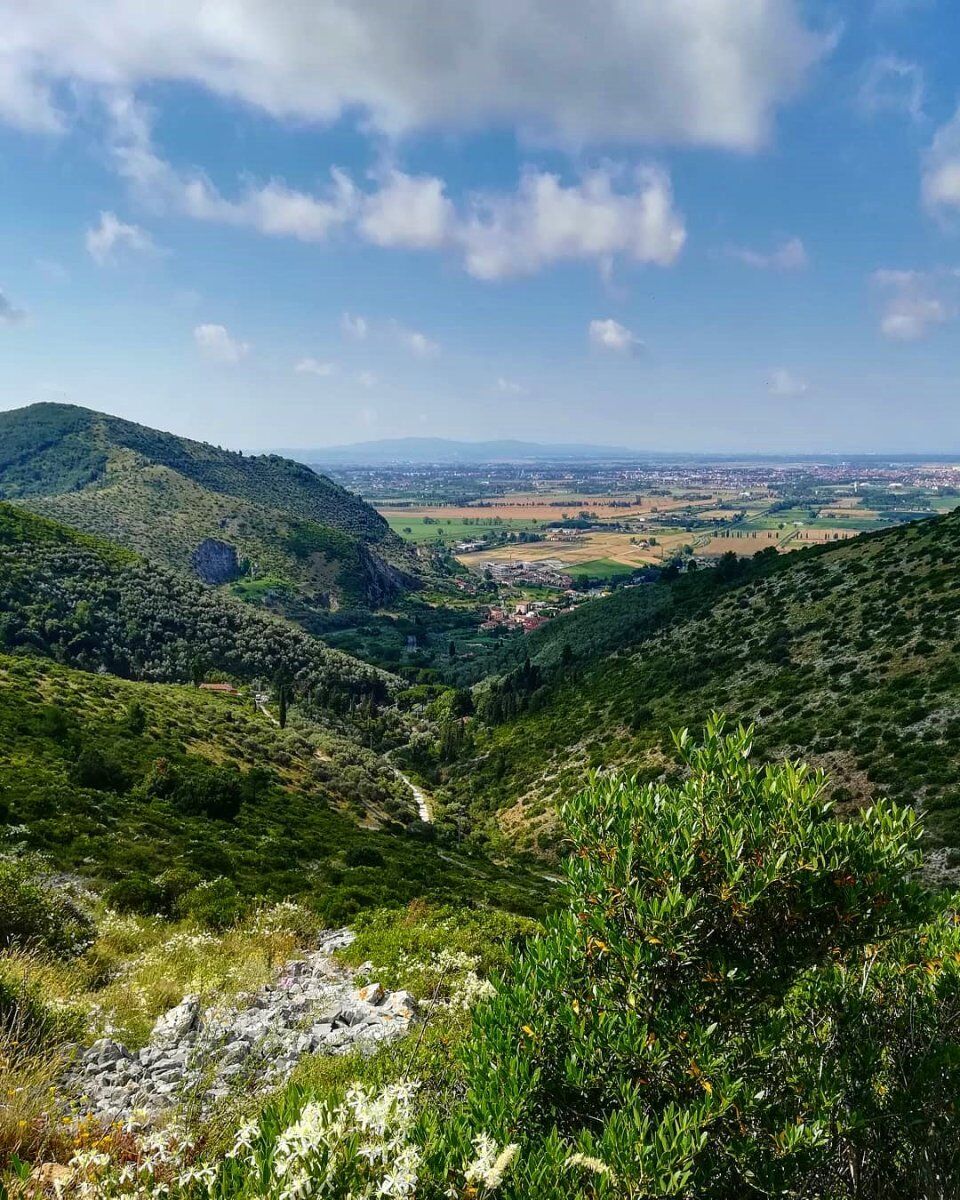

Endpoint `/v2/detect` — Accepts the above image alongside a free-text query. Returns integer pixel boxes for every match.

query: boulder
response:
[151,995,200,1047]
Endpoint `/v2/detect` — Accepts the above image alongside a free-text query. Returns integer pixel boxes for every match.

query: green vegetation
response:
[384,514,543,543]
[0,502,393,709]
[0,402,429,610]
[564,557,637,580]
[0,653,542,921]
[434,512,960,858]
[6,725,956,1198]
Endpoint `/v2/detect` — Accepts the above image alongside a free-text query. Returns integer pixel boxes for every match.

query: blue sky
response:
[1,0,960,452]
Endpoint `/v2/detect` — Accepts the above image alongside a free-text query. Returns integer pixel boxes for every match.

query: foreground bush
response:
[458,717,960,1198]
[0,858,94,958]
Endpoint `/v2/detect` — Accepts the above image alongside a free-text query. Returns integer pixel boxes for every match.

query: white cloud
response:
[295,357,336,376]
[459,166,685,280]
[359,170,454,249]
[872,267,959,340]
[923,108,960,215]
[85,210,160,264]
[341,313,368,340]
[767,368,808,396]
[0,1,825,151]
[588,317,641,354]
[496,377,526,395]
[727,236,807,270]
[0,289,26,326]
[193,323,250,363]
[356,370,378,389]
[392,323,440,358]
[102,98,688,281]
[107,95,357,242]
[857,56,924,122]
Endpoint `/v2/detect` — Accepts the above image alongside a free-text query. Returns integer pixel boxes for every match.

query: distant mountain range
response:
[284,437,637,465]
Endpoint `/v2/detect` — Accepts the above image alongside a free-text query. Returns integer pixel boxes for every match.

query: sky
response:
[1,0,960,453]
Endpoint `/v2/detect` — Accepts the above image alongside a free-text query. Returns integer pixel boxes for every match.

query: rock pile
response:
[67,929,418,1124]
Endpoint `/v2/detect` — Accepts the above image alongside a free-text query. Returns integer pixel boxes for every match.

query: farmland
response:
[361,460,960,583]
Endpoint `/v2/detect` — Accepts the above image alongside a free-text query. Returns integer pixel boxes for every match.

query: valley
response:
[3,407,960,1197]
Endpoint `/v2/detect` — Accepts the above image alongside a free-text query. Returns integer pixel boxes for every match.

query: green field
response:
[382,514,542,543]
[565,558,637,580]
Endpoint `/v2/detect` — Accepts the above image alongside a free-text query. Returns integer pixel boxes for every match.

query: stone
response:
[354,982,386,1006]
[382,991,418,1020]
[151,996,200,1046]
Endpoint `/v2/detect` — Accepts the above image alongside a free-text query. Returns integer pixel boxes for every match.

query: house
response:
[199,682,239,694]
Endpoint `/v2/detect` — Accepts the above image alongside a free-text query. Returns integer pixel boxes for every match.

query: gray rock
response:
[151,997,200,1046]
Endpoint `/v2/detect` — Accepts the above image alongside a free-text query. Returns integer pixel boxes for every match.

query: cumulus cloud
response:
[923,108,960,215]
[103,99,687,281]
[85,210,160,264]
[857,56,924,121]
[0,1,824,151]
[107,94,357,242]
[341,313,368,340]
[872,268,959,340]
[589,318,642,354]
[727,236,808,270]
[0,288,26,326]
[767,368,808,396]
[193,323,250,363]
[460,167,685,280]
[359,170,454,249]
[295,358,336,376]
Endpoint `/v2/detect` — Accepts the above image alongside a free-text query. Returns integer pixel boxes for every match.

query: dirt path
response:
[384,749,432,823]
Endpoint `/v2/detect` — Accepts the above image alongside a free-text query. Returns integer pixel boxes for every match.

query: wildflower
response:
[565,1151,616,1180]
[464,1134,520,1192]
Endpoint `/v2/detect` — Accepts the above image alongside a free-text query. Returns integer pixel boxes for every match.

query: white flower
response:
[464,1134,520,1192]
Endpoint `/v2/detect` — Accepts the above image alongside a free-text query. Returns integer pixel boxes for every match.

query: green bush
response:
[456,718,960,1198]
[0,859,94,958]
[178,877,246,930]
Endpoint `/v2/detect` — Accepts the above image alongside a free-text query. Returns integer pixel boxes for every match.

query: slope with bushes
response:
[0,502,394,712]
[0,402,426,608]
[5,722,958,1198]
[435,511,960,860]
[0,651,541,922]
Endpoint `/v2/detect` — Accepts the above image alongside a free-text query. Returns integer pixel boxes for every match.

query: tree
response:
[458,717,960,1198]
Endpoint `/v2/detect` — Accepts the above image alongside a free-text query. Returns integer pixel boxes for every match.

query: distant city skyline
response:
[2,2,960,452]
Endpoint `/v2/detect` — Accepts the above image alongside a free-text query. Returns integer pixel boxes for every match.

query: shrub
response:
[0,859,94,958]
[457,717,960,1198]
[178,877,246,930]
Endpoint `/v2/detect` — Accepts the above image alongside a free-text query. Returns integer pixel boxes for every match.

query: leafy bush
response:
[457,718,960,1198]
[178,877,247,930]
[0,859,94,958]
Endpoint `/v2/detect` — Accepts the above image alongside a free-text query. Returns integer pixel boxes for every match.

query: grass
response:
[564,558,637,579]
[383,515,542,543]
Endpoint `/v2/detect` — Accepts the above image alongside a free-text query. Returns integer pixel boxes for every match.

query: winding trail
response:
[254,692,431,824]
[384,749,433,823]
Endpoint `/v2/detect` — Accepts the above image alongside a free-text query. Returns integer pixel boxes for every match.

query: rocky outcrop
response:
[190,537,241,584]
[359,546,417,606]
[66,929,418,1124]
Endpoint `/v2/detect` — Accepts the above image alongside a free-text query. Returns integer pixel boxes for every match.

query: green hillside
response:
[0,652,539,921]
[433,512,960,868]
[0,503,394,716]
[0,403,423,608]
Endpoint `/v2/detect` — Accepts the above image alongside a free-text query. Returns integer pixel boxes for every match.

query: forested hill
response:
[0,502,394,714]
[436,509,960,868]
[0,402,425,608]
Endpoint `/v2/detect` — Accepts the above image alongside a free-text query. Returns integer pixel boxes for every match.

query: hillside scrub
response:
[454,718,960,1197]
[10,724,959,1199]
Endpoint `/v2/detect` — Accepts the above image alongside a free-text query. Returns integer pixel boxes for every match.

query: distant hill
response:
[0,502,392,704]
[433,511,960,872]
[288,436,636,465]
[0,403,425,609]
